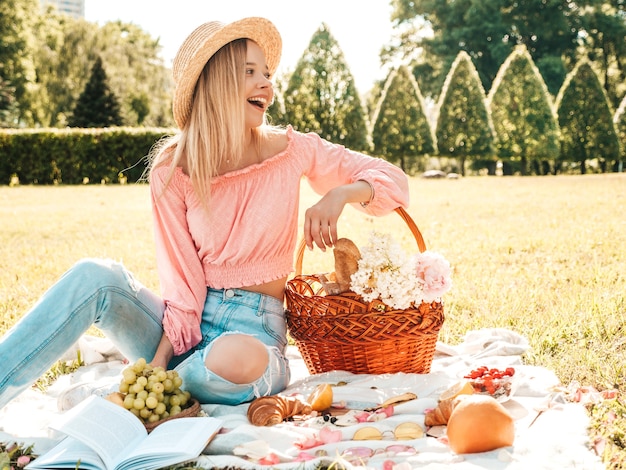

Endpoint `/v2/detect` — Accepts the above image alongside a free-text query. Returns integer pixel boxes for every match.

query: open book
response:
[26,395,222,470]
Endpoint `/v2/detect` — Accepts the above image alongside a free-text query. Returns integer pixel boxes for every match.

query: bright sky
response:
[84,0,397,94]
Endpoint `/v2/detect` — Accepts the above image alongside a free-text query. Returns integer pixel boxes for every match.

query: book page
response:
[117,416,223,470]
[25,435,104,470]
[50,395,147,470]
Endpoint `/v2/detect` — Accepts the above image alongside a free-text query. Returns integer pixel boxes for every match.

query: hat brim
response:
[173,17,282,129]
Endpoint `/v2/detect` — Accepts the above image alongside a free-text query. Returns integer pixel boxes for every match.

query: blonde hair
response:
[149,38,265,205]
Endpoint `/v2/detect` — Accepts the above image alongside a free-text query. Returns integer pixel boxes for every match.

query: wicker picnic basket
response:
[143,398,201,433]
[285,207,445,375]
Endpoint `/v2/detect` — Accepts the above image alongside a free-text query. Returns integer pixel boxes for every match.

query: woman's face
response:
[244,39,273,129]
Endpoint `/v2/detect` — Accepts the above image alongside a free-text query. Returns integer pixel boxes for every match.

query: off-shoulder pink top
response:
[150,126,409,355]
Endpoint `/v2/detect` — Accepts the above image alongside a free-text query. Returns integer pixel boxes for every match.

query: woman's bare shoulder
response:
[262,126,289,157]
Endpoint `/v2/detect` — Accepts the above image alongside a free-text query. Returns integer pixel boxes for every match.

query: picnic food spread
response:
[9,329,598,469]
[252,237,512,457]
[245,375,515,456]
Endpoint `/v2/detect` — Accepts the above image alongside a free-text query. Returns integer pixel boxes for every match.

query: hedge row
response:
[0,127,175,185]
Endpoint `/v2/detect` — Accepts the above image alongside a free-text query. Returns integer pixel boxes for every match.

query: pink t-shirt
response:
[150,126,409,355]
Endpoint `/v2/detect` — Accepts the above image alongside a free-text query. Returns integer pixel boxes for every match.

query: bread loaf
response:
[333,238,361,293]
[446,395,514,454]
[320,238,361,295]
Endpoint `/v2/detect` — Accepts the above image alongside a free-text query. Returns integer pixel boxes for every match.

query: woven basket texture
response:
[285,207,445,375]
[143,398,201,433]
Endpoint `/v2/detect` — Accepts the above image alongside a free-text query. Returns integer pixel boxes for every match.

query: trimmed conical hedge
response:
[487,45,560,175]
[555,61,620,174]
[435,51,495,176]
[371,66,435,174]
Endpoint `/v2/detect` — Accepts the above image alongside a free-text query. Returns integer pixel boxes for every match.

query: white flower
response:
[350,231,452,309]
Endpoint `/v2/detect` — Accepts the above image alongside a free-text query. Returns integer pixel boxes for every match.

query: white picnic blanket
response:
[0,329,604,469]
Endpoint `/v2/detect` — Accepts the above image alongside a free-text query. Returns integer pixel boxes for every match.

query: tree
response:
[93,21,172,127]
[283,23,369,151]
[487,45,560,175]
[497,0,579,95]
[364,78,387,124]
[0,0,39,126]
[435,51,494,176]
[578,0,626,110]
[69,57,123,127]
[266,73,288,126]
[0,78,18,128]
[555,61,620,173]
[389,0,580,98]
[31,8,99,127]
[371,66,435,174]
[28,10,172,128]
[612,95,626,172]
[130,93,150,126]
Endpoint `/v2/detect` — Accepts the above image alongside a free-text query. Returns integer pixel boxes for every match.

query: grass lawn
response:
[1,173,625,467]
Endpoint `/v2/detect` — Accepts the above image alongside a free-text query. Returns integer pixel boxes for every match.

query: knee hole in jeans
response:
[204,334,269,384]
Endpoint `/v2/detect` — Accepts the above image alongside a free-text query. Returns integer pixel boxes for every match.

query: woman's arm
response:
[150,166,208,356]
[303,180,372,251]
[297,130,409,251]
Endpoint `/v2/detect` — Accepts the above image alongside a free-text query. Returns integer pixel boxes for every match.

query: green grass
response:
[1,174,625,467]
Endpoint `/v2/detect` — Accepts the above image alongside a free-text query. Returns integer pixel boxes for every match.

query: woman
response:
[0,17,409,409]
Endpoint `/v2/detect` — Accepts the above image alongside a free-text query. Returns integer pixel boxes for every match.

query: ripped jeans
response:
[0,259,291,409]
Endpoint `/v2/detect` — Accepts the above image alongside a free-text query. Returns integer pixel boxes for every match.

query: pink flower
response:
[295,426,341,450]
[367,406,394,421]
[294,451,317,462]
[354,411,371,422]
[383,460,396,470]
[384,461,413,470]
[319,426,342,444]
[379,405,395,418]
[294,436,323,450]
[17,455,31,467]
[258,453,280,465]
[414,251,452,302]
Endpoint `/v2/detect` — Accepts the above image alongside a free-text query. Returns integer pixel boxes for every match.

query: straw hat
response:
[172,17,282,129]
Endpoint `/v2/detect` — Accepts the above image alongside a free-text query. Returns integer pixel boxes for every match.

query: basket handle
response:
[294,207,426,276]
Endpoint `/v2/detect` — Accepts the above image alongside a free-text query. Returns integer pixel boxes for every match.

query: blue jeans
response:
[0,259,291,409]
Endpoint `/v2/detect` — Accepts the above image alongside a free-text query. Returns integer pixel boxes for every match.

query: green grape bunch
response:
[116,357,192,424]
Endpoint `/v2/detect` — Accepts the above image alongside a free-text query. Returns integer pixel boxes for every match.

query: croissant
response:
[424,397,456,426]
[247,395,313,426]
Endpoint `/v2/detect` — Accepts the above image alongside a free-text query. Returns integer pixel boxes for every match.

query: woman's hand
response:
[303,190,345,251]
[303,181,373,251]
[150,333,175,369]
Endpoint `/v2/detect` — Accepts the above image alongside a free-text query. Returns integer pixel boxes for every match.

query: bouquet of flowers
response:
[350,231,452,310]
